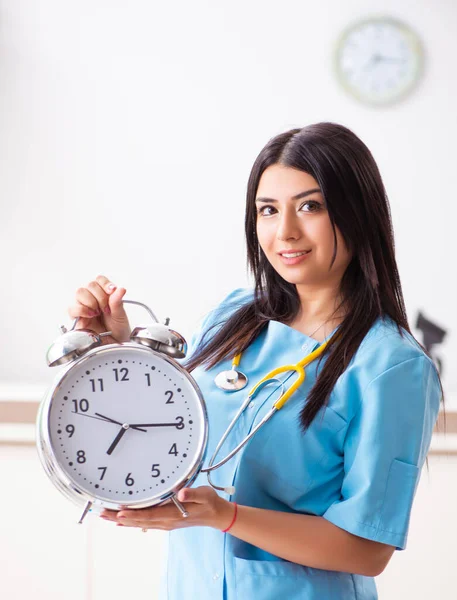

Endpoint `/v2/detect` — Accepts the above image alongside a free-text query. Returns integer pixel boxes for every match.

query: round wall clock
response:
[334,16,425,106]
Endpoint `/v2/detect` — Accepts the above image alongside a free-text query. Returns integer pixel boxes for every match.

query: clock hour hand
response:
[106,425,129,455]
[94,412,147,433]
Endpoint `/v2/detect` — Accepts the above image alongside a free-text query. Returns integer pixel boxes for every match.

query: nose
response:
[276,206,301,241]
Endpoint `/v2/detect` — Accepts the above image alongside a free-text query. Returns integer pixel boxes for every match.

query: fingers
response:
[116,506,177,522]
[177,486,214,504]
[99,502,198,531]
[68,275,118,319]
[100,509,118,522]
[100,503,186,523]
[95,274,114,293]
[86,279,111,315]
[67,275,130,342]
[68,301,99,320]
[107,286,128,317]
[73,316,94,331]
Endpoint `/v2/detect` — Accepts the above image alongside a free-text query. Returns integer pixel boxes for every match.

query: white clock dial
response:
[335,17,424,105]
[46,345,207,506]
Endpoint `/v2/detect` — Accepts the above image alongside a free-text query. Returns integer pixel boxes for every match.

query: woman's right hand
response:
[68,275,131,343]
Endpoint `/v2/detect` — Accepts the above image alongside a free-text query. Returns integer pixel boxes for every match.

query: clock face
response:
[45,344,207,507]
[335,17,424,105]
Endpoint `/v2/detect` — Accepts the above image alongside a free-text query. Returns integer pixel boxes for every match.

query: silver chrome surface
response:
[130,324,187,359]
[78,501,93,524]
[171,495,189,518]
[202,378,284,493]
[122,299,159,323]
[46,329,102,367]
[214,369,248,392]
[47,298,160,368]
[36,343,208,514]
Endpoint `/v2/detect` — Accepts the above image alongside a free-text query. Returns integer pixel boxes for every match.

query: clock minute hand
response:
[130,422,181,428]
[94,412,147,433]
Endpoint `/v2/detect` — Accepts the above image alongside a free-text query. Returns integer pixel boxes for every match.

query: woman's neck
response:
[286,283,347,341]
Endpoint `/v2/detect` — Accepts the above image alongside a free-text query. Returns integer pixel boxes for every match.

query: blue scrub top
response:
[159,288,441,600]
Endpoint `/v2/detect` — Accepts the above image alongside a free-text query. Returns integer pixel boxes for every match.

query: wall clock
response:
[335,17,424,106]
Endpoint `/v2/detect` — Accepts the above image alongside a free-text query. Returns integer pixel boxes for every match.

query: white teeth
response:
[282,251,308,258]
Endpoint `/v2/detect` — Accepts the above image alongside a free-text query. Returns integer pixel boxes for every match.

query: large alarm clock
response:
[36,300,208,524]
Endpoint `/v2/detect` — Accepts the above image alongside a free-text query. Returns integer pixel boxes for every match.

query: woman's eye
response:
[257,205,275,216]
[300,201,321,212]
[257,201,322,216]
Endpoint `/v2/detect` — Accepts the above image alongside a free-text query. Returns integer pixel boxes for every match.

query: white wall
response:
[1,0,456,598]
[1,0,456,401]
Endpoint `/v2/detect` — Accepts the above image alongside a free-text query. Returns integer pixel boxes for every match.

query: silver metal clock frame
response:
[36,343,209,522]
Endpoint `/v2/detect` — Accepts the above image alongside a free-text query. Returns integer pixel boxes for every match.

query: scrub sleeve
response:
[323,355,441,550]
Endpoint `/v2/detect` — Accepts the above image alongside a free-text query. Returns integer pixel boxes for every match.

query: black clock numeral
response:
[65,424,75,437]
[125,473,134,486]
[169,443,178,456]
[151,464,161,478]
[76,450,86,464]
[98,467,107,480]
[165,390,174,404]
[113,367,129,382]
[175,416,184,430]
[145,373,151,387]
[72,399,89,413]
[90,378,104,392]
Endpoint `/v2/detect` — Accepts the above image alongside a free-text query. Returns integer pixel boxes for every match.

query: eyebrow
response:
[255,188,322,203]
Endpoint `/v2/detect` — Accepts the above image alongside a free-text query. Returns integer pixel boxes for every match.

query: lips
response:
[278,250,312,256]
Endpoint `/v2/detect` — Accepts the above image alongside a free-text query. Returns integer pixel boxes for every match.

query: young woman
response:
[70,122,442,599]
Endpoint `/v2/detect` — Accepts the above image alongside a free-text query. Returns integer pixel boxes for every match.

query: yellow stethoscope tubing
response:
[201,336,333,491]
[231,353,242,368]
[246,337,332,410]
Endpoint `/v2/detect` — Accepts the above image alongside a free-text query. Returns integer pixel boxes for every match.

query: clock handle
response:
[122,299,160,323]
[69,318,114,338]
[69,298,162,333]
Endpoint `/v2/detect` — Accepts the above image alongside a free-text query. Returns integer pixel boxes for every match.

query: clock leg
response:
[77,500,93,524]
[171,495,189,518]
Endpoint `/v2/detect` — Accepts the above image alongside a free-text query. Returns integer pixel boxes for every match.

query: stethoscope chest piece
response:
[214,368,248,392]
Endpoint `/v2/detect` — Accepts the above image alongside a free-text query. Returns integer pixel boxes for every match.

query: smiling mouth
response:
[279,250,312,258]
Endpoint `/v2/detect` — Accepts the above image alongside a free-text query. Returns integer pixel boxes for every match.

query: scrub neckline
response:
[268,319,341,346]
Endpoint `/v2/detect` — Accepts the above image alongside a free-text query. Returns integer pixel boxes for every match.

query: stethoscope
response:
[200,337,333,494]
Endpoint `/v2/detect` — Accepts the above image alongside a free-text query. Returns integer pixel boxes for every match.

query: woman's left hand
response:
[100,486,235,532]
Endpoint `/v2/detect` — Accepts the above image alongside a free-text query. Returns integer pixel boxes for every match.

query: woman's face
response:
[255,164,352,289]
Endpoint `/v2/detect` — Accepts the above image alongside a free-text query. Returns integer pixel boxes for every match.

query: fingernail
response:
[116,523,124,527]
[107,284,117,293]
[104,306,111,315]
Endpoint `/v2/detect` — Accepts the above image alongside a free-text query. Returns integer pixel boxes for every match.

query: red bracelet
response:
[222,502,238,533]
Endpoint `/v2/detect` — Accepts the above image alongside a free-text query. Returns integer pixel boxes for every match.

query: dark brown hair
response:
[184,122,443,433]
